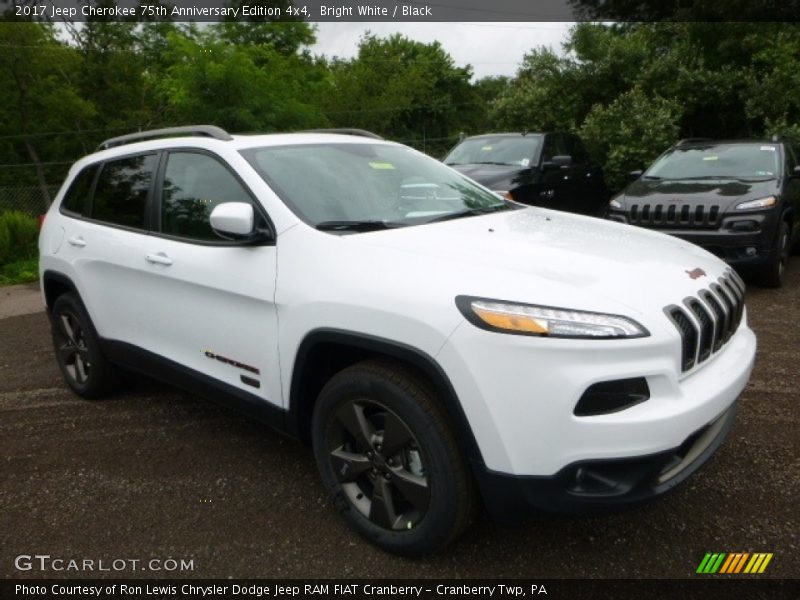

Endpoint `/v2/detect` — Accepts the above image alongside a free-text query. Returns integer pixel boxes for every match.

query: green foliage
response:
[324,34,479,156]
[1,19,799,200]
[0,257,39,286]
[491,48,582,132]
[0,22,94,190]
[152,29,323,132]
[580,89,680,191]
[492,22,800,190]
[0,211,39,266]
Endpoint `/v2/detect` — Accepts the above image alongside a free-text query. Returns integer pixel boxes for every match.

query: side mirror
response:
[629,170,644,181]
[210,202,262,241]
[541,155,572,170]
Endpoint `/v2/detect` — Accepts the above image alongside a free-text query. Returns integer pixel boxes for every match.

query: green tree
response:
[153,26,328,132]
[580,88,680,191]
[324,34,479,155]
[0,22,92,201]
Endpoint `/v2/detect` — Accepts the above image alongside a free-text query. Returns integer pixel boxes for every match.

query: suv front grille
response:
[665,271,745,373]
[627,202,721,229]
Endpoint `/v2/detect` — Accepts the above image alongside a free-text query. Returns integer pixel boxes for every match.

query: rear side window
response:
[61,165,98,215]
[160,151,259,241]
[568,136,589,165]
[91,154,156,229]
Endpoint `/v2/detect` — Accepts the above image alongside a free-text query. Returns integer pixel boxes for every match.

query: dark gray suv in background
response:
[608,138,800,287]
[444,132,609,216]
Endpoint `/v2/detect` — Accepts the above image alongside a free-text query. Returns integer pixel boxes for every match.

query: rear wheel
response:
[759,220,790,288]
[312,359,475,555]
[51,293,116,398]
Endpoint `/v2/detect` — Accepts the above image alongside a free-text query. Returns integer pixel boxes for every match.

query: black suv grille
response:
[627,202,721,229]
[665,271,745,373]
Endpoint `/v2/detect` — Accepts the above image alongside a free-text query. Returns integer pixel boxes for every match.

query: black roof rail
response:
[96,125,233,151]
[300,128,383,140]
[676,137,713,146]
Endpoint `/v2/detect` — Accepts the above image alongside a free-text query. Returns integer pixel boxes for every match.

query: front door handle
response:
[67,236,86,248]
[145,252,173,266]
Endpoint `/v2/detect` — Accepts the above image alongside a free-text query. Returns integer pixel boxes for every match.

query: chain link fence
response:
[0,186,60,217]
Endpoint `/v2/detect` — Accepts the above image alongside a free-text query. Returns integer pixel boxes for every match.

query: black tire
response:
[50,293,116,399]
[759,220,790,288]
[311,358,476,556]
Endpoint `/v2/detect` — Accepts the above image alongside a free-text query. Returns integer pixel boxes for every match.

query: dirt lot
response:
[0,268,797,580]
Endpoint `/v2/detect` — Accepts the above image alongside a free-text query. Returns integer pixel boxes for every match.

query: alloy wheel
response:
[778,230,789,279]
[327,400,430,531]
[54,311,91,385]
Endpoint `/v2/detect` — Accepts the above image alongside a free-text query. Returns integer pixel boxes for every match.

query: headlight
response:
[456,296,649,339]
[609,197,624,209]
[735,196,777,210]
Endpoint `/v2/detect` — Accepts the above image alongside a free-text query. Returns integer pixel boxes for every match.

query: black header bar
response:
[3,0,800,22]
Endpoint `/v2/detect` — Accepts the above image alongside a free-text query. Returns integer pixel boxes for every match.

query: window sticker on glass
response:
[481,146,493,151]
[760,146,776,151]
[702,156,719,161]
[368,162,395,170]
[521,158,530,167]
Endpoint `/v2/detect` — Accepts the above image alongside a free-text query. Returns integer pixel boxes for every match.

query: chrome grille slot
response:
[711,282,736,343]
[666,306,698,371]
[700,291,725,352]
[685,298,713,363]
[625,203,722,229]
[667,272,745,373]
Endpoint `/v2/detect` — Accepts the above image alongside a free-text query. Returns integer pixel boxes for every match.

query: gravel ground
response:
[0,266,797,580]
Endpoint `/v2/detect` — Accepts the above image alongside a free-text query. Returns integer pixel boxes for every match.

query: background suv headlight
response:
[456,296,649,338]
[735,196,777,210]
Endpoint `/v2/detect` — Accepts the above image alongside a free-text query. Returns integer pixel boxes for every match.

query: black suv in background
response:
[608,138,800,287]
[443,132,609,216]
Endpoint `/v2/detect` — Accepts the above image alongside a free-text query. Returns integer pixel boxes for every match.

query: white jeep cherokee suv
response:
[39,126,756,555]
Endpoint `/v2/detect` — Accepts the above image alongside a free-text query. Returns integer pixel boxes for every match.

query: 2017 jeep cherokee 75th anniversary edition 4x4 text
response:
[40,126,756,555]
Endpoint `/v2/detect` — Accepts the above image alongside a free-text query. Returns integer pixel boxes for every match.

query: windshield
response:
[241,143,510,230]
[444,135,542,167]
[646,143,780,180]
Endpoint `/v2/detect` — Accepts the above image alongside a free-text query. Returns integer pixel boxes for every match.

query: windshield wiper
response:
[669,175,765,181]
[446,161,513,166]
[424,204,510,224]
[641,175,662,180]
[316,220,404,232]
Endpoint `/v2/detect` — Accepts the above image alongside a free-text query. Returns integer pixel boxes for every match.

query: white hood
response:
[345,207,730,326]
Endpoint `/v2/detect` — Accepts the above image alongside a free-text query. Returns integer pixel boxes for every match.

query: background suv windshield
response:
[242,143,506,227]
[444,135,542,167]
[646,143,780,180]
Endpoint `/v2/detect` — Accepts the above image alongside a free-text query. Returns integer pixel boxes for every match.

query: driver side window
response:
[541,135,566,163]
[160,151,261,241]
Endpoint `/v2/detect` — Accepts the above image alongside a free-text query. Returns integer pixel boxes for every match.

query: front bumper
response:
[607,210,778,268]
[437,305,756,514]
[474,402,736,518]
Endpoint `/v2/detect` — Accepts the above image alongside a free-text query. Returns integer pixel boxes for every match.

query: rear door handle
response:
[67,236,86,248]
[145,252,173,266]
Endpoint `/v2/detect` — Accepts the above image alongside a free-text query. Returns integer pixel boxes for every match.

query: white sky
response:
[311,22,573,80]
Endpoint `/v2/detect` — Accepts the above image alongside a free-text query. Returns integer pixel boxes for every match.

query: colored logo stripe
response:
[697,553,726,573]
[697,552,773,574]
[744,553,773,574]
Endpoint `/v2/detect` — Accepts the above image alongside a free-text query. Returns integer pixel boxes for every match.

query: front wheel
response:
[759,220,790,288]
[311,359,475,555]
